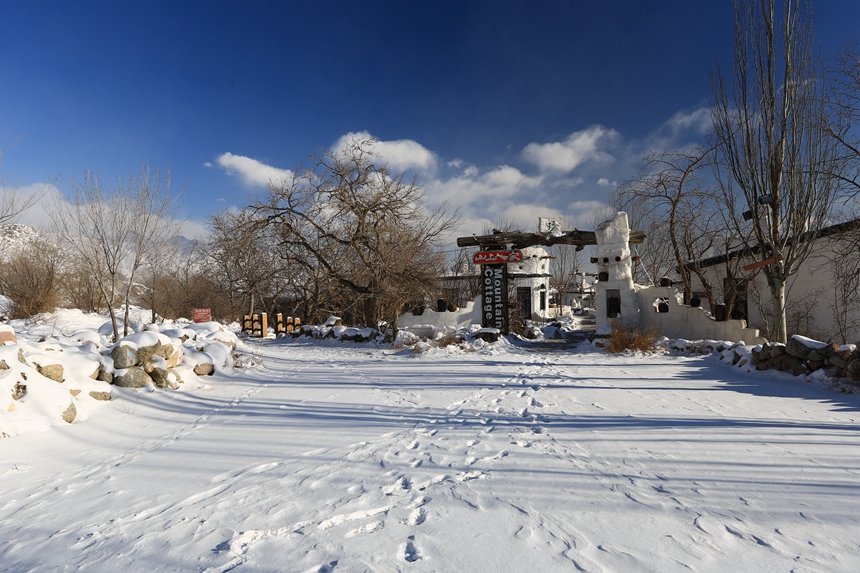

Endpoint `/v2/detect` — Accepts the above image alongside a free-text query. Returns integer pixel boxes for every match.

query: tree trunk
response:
[363,295,379,329]
[769,276,788,343]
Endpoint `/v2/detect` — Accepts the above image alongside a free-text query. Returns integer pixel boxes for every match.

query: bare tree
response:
[710,0,841,342]
[256,136,458,328]
[615,146,717,296]
[826,44,860,196]
[548,215,582,315]
[52,166,180,340]
[119,165,181,334]
[204,209,286,321]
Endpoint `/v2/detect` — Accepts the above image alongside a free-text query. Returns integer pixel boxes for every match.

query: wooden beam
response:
[456,229,645,249]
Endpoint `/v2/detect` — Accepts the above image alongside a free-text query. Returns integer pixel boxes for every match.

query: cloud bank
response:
[216,152,292,188]
[211,107,711,240]
[521,126,618,173]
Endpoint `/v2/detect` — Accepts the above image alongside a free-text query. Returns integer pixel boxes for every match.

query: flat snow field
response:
[2,338,860,572]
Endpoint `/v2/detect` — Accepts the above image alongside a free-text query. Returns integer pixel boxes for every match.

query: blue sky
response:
[2,1,859,237]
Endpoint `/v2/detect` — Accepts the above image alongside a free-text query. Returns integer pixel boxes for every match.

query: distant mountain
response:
[0,224,43,261]
[170,235,197,255]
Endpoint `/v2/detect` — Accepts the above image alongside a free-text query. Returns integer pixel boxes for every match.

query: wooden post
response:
[260,312,268,337]
[275,313,283,335]
[242,315,251,333]
[286,316,293,334]
[252,314,260,337]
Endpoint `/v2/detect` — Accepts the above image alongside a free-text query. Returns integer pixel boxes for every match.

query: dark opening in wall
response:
[607,289,621,318]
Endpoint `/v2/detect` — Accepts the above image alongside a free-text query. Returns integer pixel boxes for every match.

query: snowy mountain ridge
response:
[0,223,42,261]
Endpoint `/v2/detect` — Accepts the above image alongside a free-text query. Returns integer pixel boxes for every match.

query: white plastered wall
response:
[636,286,765,344]
[687,237,858,343]
[396,296,483,330]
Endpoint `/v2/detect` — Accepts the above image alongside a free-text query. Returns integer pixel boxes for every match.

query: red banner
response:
[193,308,212,323]
[473,250,523,265]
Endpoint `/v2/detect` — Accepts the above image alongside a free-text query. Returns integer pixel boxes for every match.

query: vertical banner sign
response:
[482,264,508,333]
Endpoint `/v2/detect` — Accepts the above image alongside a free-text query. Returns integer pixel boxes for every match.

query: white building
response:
[686,220,860,344]
[508,246,554,320]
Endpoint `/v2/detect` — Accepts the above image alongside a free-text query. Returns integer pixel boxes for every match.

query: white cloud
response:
[597,178,610,186]
[521,126,617,173]
[216,152,292,188]
[429,165,542,207]
[203,161,213,168]
[333,131,437,173]
[662,107,711,135]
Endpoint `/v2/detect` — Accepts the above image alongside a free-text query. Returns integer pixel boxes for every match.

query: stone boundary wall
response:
[636,285,765,344]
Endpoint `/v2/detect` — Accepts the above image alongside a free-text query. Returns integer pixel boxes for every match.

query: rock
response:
[111,344,138,369]
[807,360,825,371]
[771,353,805,374]
[88,391,111,401]
[18,348,28,365]
[113,367,152,388]
[149,366,170,388]
[155,343,182,368]
[770,344,787,357]
[62,402,77,423]
[475,330,500,343]
[786,337,816,360]
[0,359,7,370]
[820,343,840,358]
[135,342,160,366]
[12,382,26,400]
[35,363,64,383]
[829,354,847,369]
[193,363,214,376]
[69,389,81,397]
[847,358,860,375]
[169,368,182,385]
[89,364,101,379]
[806,350,825,362]
[758,345,772,361]
[97,369,114,384]
[756,361,770,371]
[737,358,749,368]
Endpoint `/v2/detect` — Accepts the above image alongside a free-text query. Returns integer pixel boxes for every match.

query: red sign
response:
[742,255,784,271]
[192,308,212,323]
[473,250,523,265]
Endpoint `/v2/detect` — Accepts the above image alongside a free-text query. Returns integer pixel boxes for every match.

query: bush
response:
[0,238,63,318]
[604,320,661,353]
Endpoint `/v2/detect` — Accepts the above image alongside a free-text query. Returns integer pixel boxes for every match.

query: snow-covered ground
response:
[2,331,860,572]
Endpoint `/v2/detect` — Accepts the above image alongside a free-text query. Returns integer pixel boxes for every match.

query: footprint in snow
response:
[346,520,384,538]
[408,507,426,526]
[402,539,421,562]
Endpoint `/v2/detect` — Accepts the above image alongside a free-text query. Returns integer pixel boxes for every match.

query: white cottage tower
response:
[595,212,640,331]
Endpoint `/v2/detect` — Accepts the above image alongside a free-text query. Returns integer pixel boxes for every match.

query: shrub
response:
[0,238,63,318]
[604,320,661,353]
